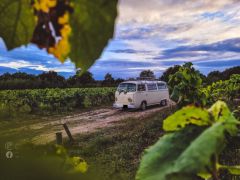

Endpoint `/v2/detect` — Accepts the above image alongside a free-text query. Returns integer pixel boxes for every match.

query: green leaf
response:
[136,126,204,180]
[69,0,118,71]
[208,101,239,135]
[137,121,238,180]
[163,106,210,131]
[0,0,35,49]
[219,165,240,175]
[65,156,88,173]
[137,101,239,180]
[208,100,235,122]
[0,0,118,71]
[170,122,229,175]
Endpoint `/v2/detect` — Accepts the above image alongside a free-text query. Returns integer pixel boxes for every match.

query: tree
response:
[139,70,155,79]
[67,71,95,87]
[104,73,114,82]
[206,66,240,84]
[12,72,36,80]
[102,73,114,86]
[222,66,240,80]
[169,62,206,107]
[115,78,124,84]
[160,65,180,82]
[207,71,221,84]
[38,71,66,88]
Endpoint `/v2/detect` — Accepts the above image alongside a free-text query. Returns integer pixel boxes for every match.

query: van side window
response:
[138,84,146,91]
[157,83,166,90]
[147,83,157,91]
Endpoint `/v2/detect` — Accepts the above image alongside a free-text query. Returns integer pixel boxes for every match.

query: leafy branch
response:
[136,101,240,180]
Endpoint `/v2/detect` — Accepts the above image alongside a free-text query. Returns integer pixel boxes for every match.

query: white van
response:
[113,80,170,110]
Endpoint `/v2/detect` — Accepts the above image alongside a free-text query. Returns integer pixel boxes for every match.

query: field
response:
[0,87,115,119]
[1,103,238,180]
[0,103,174,179]
[0,72,239,180]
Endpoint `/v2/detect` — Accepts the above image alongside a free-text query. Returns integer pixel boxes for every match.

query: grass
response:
[64,107,174,180]
[0,101,239,179]
[62,101,240,180]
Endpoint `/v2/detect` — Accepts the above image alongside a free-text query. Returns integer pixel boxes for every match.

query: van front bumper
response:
[113,103,136,109]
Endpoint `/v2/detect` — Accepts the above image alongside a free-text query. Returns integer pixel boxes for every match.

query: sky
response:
[0,0,240,80]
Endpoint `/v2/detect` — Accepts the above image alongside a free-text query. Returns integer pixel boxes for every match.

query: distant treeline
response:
[0,65,239,90]
[159,65,240,85]
[0,71,124,90]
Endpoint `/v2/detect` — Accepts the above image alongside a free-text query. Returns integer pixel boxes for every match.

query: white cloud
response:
[116,0,240,45]
[0,60,74,73]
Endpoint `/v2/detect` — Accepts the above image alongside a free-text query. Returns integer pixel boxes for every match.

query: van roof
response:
[120,80,167,84]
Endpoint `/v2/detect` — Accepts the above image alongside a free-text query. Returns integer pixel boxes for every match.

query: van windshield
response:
[117,83,136,92]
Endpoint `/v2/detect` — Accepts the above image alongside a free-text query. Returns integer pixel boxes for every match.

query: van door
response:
[157,82,169,101]
[146,83,158,104]
[135,84,147,107]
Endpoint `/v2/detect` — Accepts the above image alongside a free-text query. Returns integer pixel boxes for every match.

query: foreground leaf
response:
[0,0,36,49]
[219,165,240,175]
[136,126,204,180]
[69,0,118,71]
[137,121,238,180]
[208,100,235,123]
[163,106,210,131]
[137,101,239,180]
[0,0,118,71]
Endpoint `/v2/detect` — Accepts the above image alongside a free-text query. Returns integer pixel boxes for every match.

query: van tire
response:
[140,101,147,111]
[160,99,167,106]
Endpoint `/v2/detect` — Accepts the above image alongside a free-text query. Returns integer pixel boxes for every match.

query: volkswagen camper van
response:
[113,80,169,110]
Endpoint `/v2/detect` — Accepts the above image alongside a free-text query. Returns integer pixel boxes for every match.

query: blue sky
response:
[0,0,240,80]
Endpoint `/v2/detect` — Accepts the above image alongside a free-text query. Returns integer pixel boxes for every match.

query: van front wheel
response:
[140,101,147,111]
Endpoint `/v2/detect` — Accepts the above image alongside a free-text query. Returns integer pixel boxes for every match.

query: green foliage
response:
[203,74,240,104]
[168,62,207,107]
[136,101,239,180]
[0,144,88,180]
[206,66,240,84]
[163,106,210,131]
[0,87,115,118]
[0,0,118,71]
[159,65,180,82]
[55,145,88,173]
[219,165,240,176]
[0,71,121,90]
[0,0,36,49]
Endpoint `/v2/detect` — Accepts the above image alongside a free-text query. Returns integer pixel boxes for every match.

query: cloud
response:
[154,38,240,60]
[110,49,151,54]
[117,0,240,44]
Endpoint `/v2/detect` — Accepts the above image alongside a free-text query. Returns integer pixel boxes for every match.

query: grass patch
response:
[64,107,174,180]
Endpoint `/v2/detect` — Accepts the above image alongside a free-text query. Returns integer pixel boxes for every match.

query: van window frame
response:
[157,82,167,90]
[137,84,146,92]
[146,83,158,91]
[117,83,137,92]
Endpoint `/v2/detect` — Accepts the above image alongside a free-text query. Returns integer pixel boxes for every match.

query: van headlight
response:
[128,98,133,102]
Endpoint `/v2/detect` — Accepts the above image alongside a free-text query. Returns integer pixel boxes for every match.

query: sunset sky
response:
[0,0,240,79]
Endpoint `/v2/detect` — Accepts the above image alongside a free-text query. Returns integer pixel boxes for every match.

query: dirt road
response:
[0,102,174,144]
[29,102,175,144]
